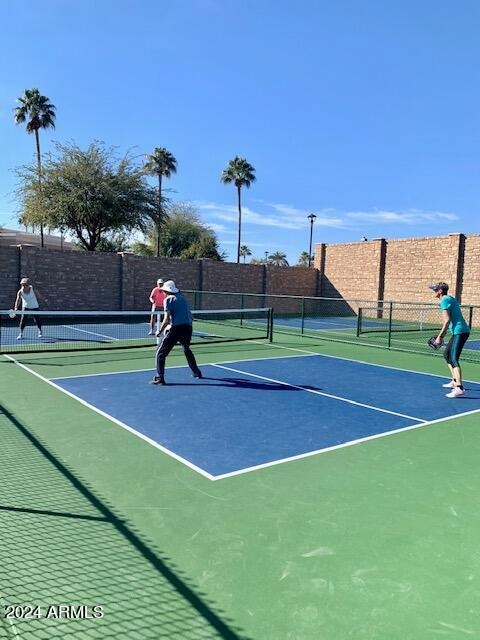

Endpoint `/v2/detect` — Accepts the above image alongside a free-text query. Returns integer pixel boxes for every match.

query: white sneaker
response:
[16,333,23,340]
[38,331,43,338]
[442,381,456,388]
[148,330,154,336]
[446,387,465,398]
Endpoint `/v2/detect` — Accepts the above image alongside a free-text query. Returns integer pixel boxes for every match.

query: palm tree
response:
[144,147,177,257]
[220,156,256,263]
[14,88,56,248]
[297,251,311,267]
[239,244,252,263]
[268,251,289,267]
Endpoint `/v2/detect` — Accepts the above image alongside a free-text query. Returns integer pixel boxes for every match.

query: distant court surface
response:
[0,307,272,352]
[53,355,480,479]
[3,329,480,640]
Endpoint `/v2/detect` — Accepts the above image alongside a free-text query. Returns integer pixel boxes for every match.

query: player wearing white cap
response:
[150,280,202,385]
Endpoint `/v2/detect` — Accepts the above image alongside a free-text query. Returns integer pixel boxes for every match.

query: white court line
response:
[4,354,215,481]
[8,349,480,481]
[50,342,480,387]
[213,407,480,480]
[211,363,427,422]
[62,325,120,341]
[251,339,480,385]
[50,352,318,380]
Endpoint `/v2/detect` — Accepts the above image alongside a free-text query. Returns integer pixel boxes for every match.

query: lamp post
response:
[307,213,317,267]
[264,251,269,263]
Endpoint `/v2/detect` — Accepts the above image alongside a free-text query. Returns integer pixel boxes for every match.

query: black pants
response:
[155,324,199,378]
[444,332,469,368]
[19,309,42,332]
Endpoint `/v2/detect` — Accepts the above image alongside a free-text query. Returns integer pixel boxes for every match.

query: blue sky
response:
[1,0,480,263]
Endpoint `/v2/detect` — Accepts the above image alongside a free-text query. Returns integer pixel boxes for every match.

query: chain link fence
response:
[184,290,480,364]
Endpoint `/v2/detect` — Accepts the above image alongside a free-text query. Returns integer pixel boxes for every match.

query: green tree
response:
[132,202,225,260]
[239,244,252,263]
[16,141,156,251]
[220,156,256,263]
[268,251,289,267]
[181,235,225,260]
[143,147,177,257]
[14,88,56,248]
[95,232,132,253]
[297,251,312,267]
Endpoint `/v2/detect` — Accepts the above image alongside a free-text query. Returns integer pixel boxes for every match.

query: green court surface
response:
[2,333,480,639]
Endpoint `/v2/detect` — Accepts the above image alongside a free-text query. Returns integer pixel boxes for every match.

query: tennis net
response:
[0,307,273,353]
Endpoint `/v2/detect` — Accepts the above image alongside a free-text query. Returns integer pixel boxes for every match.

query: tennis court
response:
[2,308,480,639]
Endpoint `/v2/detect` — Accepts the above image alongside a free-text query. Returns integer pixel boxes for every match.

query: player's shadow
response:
[168,377,324,392]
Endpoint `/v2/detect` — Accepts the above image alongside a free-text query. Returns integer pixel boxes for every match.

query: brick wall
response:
[0,246,20,309]
[1,232,479,311]
[121,255,200,310]
[383,234,463,303]
[317,239,385,303]
[23,246,122,310]
[202,261,264,293]
[266,264,318,296]
[461,234,480,306]
[314,232,480,307]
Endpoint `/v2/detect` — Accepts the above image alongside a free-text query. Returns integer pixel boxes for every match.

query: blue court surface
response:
[53,354,480,479]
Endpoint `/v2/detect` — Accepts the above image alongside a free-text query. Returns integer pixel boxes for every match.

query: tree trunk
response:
[236,185,242,264]
[35,129,44,248]
[156,174,162,258]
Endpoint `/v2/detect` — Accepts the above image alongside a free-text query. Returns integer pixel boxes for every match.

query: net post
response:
[240,294,244,326]
[387,301,393,348]
[469,306,473,330]
[268,307,274,342]
[356,307,362,337]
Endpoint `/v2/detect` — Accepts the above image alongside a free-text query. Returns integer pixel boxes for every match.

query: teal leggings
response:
[444,333,469,368]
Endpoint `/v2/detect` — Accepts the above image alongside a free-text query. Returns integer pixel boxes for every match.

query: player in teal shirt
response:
[429,282,470,398]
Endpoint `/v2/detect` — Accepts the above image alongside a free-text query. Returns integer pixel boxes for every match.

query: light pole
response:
[264,251,269,263]
[307,213,317,267]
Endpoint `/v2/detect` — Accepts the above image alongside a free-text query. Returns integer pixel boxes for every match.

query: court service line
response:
[62,325,121,341]
[4,354,215,481]
[211,363,427,423]
[213,407,480,481]
[50,352,319,380]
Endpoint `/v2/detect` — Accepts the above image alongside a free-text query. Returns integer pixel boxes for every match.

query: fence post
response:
[356,308,362,337]
[387,301,393,348]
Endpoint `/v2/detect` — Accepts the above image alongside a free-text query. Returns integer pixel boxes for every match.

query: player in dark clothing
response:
[149,280,202,385]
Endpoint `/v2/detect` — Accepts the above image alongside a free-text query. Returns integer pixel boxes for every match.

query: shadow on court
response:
[154,377,324,392]
[0,403,250,640]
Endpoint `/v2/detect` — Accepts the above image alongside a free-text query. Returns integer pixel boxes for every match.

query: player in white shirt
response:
[14,277,45,340]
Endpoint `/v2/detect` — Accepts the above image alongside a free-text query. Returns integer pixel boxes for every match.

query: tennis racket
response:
[428,336,444,350]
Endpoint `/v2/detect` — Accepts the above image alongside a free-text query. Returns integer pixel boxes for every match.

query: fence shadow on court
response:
[0,403,250,640]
